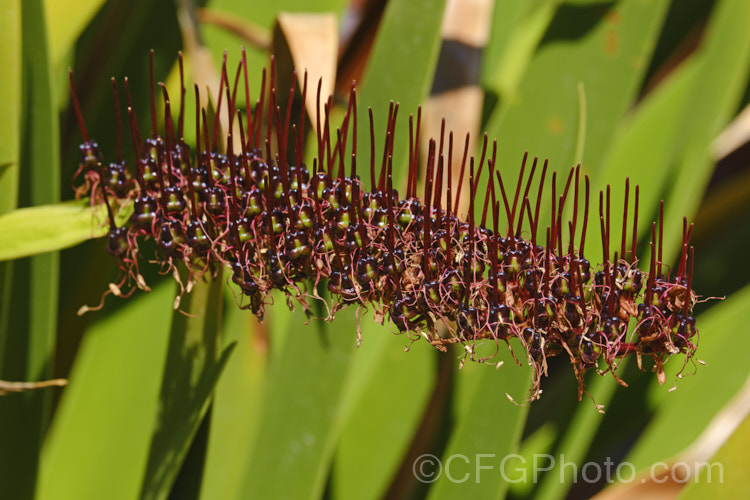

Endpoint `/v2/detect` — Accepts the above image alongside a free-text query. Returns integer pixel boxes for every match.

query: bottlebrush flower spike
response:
[69,49,701,402]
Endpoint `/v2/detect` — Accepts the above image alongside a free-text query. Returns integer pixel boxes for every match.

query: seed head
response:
[69,49,701,402]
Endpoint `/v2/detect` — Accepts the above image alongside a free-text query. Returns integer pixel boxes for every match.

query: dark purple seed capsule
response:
[357,256,379,287]
[106,226,130,258]
[205,186,226,216]
[164,186,186,214]
[285,230,311,262]
[142,157,161,190]
[245,189,263,218]
[457,305,479,339]
[191,167,209,199]
[132,195,158,229]
[580,340,597,364]
[345,225,363,251]
[441,269,464,303]
[187,220,212,252]
[104,161,131,198]
[79,140,101,173]
[382,249,405,276]
[525,328,543,361]
[158,219,185,257]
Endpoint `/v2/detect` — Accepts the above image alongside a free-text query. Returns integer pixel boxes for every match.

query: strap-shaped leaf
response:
[0,200,130,261]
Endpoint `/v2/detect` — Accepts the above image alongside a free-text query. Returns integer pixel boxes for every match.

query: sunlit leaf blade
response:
[0,1,60,498]
[356,0,448,182]
[483,0,561,101]
[199,291,268,500]
[428,345,531,499]
[38,283,173,500]
[680,413,750,500]
[139,275,233,500]
[661,0,750,263]
[0,0,20,215]
[332,334,435,500]
[576,2,750,485]
[626,284,750,470]
[595,58,699,242]
[480,0,532,90]
[230,1,447,496]
[534,374,619,500]
[328,0,449,496]
[237,307,359,499]
[0,200,131,261]
[44,0,108,66]
[0,0,21,368]
[485,0,668,182]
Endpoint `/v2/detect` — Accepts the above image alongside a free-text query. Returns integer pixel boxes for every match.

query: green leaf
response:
[230,1,447,496]
[237,306,359,499]
[534,373,621,500]
[139,274,232,500]
[356,0,448,182]
[626,284,750,470]
[328,1,449,496]
[483,0,561,101]
[44,0,108,66]
[0,200,131,261]
[0,0,20,215]
[428,345,531,499]
[485,0,668,181]
[661,0,750,263]
[38,283,174,500]
[332,333,435,500]
[480,0,536,90]
[595,58,700,244]
[680,413,750,500]
[0,1,61,498]
[508,422,558,497]
[477,4,671,500]
[0,0,21,370]
[198,289,268,500]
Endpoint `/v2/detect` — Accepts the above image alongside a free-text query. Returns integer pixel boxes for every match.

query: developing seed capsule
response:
[580,340,598,365]
[141,157,161,190]
[132,195,158,229]
[103,161,132,198]
[525,328,544,362]
[356,256,380,286]
[158,219,185,257]
[204,186,225,216]
[390,295,420,332]
[415,280,439,313]
[163,186,186,214]
[187,220,212,253]
[285,230,312,262]
[622,269,643,295]
[79,140,102,174]
[457,305,480,339]
[488,304,512,338]
[106,227,130,258]
[294,204,315,230]
[380,249,405,276]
